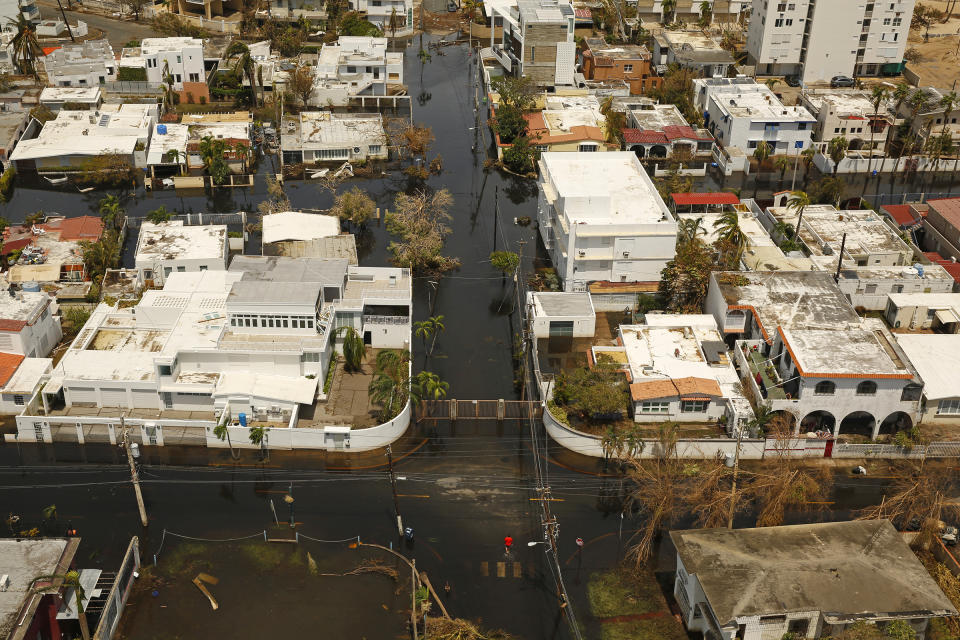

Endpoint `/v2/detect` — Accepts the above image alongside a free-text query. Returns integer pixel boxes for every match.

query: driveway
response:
[36,0,156,49]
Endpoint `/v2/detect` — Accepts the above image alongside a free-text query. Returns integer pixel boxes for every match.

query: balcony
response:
[736,342,788,401]
[363,315,407,325]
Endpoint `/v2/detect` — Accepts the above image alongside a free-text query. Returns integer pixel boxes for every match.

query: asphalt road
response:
[36,0,157,49]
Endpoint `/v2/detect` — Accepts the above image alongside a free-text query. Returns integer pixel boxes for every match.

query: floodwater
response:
[0,32,947,640]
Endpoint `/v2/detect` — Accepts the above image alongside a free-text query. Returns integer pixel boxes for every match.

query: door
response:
[100,387,128,407]
[69,386,97,406]
[549,321,574,337]
[132,389,159,409]
[824,439,834,458]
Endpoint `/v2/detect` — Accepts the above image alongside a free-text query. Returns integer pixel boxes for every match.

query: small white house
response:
[886,292,960,333]
[0,286,62,358]
[536,151,677,292]
[42,39,116,88]
[896,333,960,427]
[311,36,404,106]
[0,356,51,414]
[527,292,595,339]
[280,112,388,164]
[134,221,229,287]
[138,37,205,90]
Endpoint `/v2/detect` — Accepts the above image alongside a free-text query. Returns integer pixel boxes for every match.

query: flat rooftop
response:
[895,333,960,400]
[540,151,671,226]
[230,255,348,285]
[629,103,688,130]
[781,325,909,378]
[0,538,78,640]
[10,105,155,160]
[698,78,814,122]
[262,211,341,244]
[39,87,102,102]
[671,520,956,626]
[140,36,203,52]
[712,270,860,337]
[0,289,50,325]
[802,89,876,118]
[677,212,775,248]
[0,112,26,143]
[888,291,960,309]
[768,205,910,258]
[135,221,227,262]
[284,111,386,149]
[583,38,650,60]
[228,280,322,305]
[616,315,736,383]
[532,292,594,317]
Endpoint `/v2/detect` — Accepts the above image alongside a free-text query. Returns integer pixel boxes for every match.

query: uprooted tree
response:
[386,188,460,273]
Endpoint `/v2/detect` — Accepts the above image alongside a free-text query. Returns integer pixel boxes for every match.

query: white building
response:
[261,211,357,263]
[486,0,576,86]
[746,0,915,82]
[128,37,206,90]
[349,0,413,36]
[42,40,117,88]
[633,0,748,23]
[22,257,412,448]
[0,285,62,358]
[707,270,923,440]
[800,89,895,150]
[0,0,40,28]
[896,334,960,426]
[885,292,960,333]
[39,87,103,111]
[134,222,229,287]
[672,521,955,640]
[591,315,752,429]
[9,103,157,172]
[694,77,815,155]
[652,30,734,78]
[536,151,677,292]
[0,355,51,414]
[280,111,388,164]
[311,37,403,106]
[527,292,596,339]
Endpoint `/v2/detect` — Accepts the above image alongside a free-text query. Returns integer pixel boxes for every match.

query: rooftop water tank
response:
[21,281,40,292]
[157,124,167,135]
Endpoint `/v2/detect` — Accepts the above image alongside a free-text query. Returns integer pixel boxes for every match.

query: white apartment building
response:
[694,77,815,154]
[591,315,753,430]
[0,0,39,26]
[536,151,677,292]
[311,36,403,106]
[42,40,117,88]
[800,89,895,149]
[746,0,915,82]
[487,0,576,86]
[39,87,103,111]
[21,257,412,448]
[134,222,229,288]
[707,270,924,440]
[350,0,413,36]
[0,286,62,358]
[0,356,51,415]
[633,0,749,23]
[131,37,206,90]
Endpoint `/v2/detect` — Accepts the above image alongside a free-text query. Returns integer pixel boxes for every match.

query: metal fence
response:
[419,399,542,420]
[103,81,163,96]
[832,441,960,459]
[126,211,247,228]
[865,191,958,208]
[93,536,140,640]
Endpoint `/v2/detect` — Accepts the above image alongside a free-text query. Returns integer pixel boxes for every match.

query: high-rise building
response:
[746,0,915,83]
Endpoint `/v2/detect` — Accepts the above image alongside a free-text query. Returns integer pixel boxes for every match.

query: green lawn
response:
[587,569,688,640]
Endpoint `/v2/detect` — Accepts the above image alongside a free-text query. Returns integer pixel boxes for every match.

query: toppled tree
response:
[386,189,460,273]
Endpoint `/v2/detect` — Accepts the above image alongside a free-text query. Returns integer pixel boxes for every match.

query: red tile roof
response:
[623,128,668,144]
[671,192,741,206]
[0,319,27,332]
[574,8,591,17]
[41,216,104,242]
[929,198,960,232]
[924,251,960,285]
[882,204,919,227]
[0,352,25,387]
[662,125,713,142]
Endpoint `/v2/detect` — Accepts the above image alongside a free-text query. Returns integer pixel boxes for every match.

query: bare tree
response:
[385,188,459,273]
[288,64,314,107]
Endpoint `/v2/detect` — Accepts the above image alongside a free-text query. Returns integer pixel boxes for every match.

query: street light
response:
[527,541,547,547]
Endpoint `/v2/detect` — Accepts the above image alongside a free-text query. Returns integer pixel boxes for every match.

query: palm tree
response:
[410,371,448,416]
[698,0,712,26]
[677,216,705,247]
[368,349,411,421]
[661,0,676,23]
[827,135,849,175]
[863,86,889,196]
[785,190,810,241]
[98,195,124,231]
[800,146,815,183]
[764,78,780,91]
[234,141,250,174]
[752,140,771,168]
[413,315,445,357]
[892,82,911,114]
[225,41,260,108]
[939,91,958,140]
[166,148,184,174]
[30,571,90,640]
[8,15,42,79]
[713,210,746,267]
[774,155,790,185]
[213,423,240,460]
[160,61,176,112]
[335,326,366,371]
[248,425,269,460]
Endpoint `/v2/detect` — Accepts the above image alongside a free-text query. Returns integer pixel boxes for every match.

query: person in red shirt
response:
[504,536,513,553]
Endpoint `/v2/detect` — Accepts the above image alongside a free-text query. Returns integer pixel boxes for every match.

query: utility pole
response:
[833,232,847,283]
[386,445,403,535]
[726,420,745,529]
[54,0,75,42]
[790,141,801,191]
[120,417,148,527]
[493,186,499,251]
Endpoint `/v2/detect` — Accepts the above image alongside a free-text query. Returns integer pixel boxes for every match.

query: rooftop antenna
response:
[833,232,847,283]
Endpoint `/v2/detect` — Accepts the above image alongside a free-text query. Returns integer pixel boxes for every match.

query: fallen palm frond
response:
[423,617,516,640]
[317,558,399,581]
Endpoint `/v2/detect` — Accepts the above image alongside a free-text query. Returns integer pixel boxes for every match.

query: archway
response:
[848,138,865,151]
[878,411,913,438]
[649,145,667,158]
[631,145,645,158]
[838,411,876,440]
[800,410,835,433]
[767,410,798,434]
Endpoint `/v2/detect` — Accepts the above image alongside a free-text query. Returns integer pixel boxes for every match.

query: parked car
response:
[831,75,855,88]
[784,74,801,87]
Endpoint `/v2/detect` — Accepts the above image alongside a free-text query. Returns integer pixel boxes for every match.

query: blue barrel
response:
[21,282,40,292]
[157,124,167,135]
[238,412,247,427]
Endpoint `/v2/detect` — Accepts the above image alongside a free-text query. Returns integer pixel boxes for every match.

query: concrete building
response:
[536,151,676,292]
[311,37,403,106]
[707,270,924,440]
[172,0,242,21]
[891,87,960,154]
[38,87,103,111]
[800,89,894,151]
[0,0,40,26]
[923,198,960,262]
[134,222,229,288]
[6,216,104,288]
[746,0,915,82]
[0,284,61,358]
[591,314,752,429]
[121,38,205,90]
[885,292,960,333]
[0,110,28,170]
[487,0,576,86]
[519,95,616,153]
[280,111,388,164]
[9,103,157,173]
[146,112,253,176]
[652,30,734,78]
[579,38,661,96]
[0,355,51,414]
[619,97,715,161]
[527,291,596,339]
[896,334,960,426]
[261,211,357,263]
[632,0,748,23]
[349,0,413,36]
[42,40,117,88]
[672,520,955,640]
[694,77,815,155]
[0,538,82,640]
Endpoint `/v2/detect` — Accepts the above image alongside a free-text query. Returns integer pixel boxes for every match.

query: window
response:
[300,352,321,362]
[640,401,670,414]
[938,399,960,415]
[199,265,207,271]
[176,55,181,64]
[857,381,878,395]
[13,395,24,406]
[681,400,708,413]
[901,384,923,402]
[189,72,200,82]
[815,381,836,395]
[892,284,903,293]
[788,619,809,635]
[623,64,633,73]
[368,145,382,155]
[177,266,186,272]
[578,144,598,152]
[865,284,877,294]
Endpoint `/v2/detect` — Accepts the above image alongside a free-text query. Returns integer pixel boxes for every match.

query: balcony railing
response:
[737,342,788,401]
[363,315,408,325]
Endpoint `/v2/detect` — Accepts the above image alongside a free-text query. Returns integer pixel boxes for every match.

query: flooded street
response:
[0,32,938,640]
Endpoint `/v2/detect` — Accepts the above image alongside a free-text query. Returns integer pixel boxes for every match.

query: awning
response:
[935,308,959,325]
[671,192,740,207]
